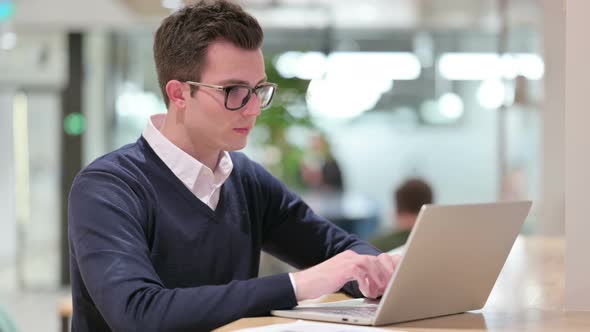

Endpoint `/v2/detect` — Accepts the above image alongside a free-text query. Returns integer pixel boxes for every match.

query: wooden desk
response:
[216,236,590,331]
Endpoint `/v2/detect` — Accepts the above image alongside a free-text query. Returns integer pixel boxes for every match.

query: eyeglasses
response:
[185,81,277,111]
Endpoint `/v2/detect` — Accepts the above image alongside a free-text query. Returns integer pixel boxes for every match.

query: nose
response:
[240,92,261,117]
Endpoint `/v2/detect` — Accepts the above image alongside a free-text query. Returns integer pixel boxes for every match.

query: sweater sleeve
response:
[68,171,297,332]
[251,162,381,297]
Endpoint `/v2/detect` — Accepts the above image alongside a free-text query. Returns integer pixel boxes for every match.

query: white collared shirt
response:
[142,114,298,296]
[142,114,233,210]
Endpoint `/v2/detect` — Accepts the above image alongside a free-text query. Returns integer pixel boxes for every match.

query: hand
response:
[292,250,402,300]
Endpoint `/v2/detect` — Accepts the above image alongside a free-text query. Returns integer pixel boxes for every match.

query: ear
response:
[165,80,187,109]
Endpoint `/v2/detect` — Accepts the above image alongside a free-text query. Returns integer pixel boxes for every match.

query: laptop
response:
[271,201,532,326]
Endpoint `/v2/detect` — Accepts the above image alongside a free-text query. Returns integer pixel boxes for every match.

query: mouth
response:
[232,127,252,135]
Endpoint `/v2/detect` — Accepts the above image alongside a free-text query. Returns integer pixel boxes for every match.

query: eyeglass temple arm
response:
[185,81,225,91]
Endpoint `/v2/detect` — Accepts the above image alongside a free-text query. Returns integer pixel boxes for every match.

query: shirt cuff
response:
[288,272,297,298]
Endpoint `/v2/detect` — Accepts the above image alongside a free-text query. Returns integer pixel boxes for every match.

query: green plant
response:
[256,57,315,188]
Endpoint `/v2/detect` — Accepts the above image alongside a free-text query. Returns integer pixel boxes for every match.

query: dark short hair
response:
[395,178,433,214]
[153,0,264,106]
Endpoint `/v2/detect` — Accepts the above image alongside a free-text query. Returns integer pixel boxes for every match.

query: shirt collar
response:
[142,114,233,192]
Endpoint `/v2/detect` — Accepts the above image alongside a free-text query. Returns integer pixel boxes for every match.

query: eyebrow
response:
[217,77,267,86]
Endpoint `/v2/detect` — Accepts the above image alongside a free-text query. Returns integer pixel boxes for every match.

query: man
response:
[68,1,399,331]
[371,178,434,252]
[300,133,344,192]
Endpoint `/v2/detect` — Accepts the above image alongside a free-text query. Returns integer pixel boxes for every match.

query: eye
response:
[225,86,251,109]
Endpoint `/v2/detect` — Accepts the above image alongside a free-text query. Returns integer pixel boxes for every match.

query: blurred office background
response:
[0,0,558,331]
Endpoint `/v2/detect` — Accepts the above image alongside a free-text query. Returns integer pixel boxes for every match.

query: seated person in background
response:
[370,178,434,252]
[299,133,344,192]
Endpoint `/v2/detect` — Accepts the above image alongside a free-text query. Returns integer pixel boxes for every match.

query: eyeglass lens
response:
[226,85,275,110]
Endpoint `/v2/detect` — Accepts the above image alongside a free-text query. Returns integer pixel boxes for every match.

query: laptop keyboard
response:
[296,306,378,318]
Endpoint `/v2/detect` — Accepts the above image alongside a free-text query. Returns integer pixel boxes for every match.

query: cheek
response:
[186,105,232,136]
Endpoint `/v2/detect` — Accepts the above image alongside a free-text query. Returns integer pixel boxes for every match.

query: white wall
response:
[0,90,16,265]
[565,0,590,311]
[14,0,135,30]
[540,0,565,235]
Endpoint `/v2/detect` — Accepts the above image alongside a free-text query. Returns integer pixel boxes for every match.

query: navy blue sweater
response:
[68,137,380,331]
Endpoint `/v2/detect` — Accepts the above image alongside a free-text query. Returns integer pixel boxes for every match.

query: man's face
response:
[183,40,266,152]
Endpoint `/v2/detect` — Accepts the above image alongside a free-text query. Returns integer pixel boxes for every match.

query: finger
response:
[378,253,395,275]
[359,277,379,299]
[366,277,380,299]
[351,262,380,299]
[354,272,371,298]
[377,254,395,290]
[357,256,386,298]
[368,256,390,294]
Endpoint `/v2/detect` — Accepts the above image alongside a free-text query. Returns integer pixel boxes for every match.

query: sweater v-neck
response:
[138,136,230,221]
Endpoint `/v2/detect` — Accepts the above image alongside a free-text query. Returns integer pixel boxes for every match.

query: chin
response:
[226,140,248,151]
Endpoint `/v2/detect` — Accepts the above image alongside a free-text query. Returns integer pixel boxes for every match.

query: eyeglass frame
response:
[185,80,278,111]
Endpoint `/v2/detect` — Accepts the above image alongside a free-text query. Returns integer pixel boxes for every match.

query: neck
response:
[159,111,220,171]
